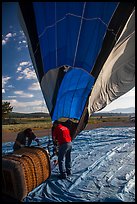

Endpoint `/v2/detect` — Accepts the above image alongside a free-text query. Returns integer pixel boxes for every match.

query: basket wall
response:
[2,147,51,201]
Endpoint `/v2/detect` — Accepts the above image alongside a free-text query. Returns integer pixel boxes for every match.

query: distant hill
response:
[93,107,135,116]
[9,112,50,118]
[108,107,135,113]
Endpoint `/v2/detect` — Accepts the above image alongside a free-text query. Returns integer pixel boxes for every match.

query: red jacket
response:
[52,124,72,146]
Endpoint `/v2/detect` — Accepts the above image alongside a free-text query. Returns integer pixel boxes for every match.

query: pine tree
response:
[2,101,13,120]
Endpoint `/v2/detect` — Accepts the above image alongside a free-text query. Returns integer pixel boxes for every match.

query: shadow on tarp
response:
[101,197,123,202]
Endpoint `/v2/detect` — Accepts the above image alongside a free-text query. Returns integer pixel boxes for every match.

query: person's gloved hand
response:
[35,138,40,146]
[20,144,25,148]
[53,145,58,156]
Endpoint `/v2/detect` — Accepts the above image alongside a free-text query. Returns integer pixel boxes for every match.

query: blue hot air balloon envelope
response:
[29,2,118,120]
[18,2,134,137]
[32,2,118,73]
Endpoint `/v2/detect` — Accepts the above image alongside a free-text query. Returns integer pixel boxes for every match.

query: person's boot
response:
[58,172,67,179]
[66,170,71,176]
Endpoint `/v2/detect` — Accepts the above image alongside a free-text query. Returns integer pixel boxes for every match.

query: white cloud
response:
[2,76,11,93]
[19,40,27,44]
[19,61,30,66]
[13,32,17,37]
[17,76,24,80]
[3,99,17,103]
[3,99,49,113]
[17,47,21,51]
[120,87,135,98]
[2,39,7,45]
[8,95,17,99]
[14,90,34,98]
[2,76,11,86]
[5,33,12,38]
[16,61,37,80]
[19,30,25,36]
[17,43,28,51]
[2,32,13,45]
[28,82,41,90]
[22,68,37,80]
[7,84,14,88]
[16,30,27,51]
[2,30,27,50]
[22,40,27,43]
[16,66,22,73]
[99,87,135,112]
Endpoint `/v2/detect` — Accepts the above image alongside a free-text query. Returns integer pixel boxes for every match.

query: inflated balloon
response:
[18,2,135,139]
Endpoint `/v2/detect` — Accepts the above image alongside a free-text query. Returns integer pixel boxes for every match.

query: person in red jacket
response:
[52,120,72,179]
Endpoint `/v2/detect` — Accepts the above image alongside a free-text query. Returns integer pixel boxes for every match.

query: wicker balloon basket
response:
[2,146,51,201]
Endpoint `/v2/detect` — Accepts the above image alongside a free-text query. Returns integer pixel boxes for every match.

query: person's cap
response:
[24,128,32,134]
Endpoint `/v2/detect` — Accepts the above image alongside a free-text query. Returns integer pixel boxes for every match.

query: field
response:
[2,117,52,133]
[2,115,130,133]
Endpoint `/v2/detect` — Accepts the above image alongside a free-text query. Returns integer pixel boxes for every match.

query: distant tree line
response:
[92,112,132,117]
[9,112,50,118]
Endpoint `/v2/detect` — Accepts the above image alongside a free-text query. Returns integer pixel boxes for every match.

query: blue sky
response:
[2,2,48,113]
[2,2,135,113]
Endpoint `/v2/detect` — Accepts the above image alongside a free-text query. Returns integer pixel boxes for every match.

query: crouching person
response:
[13,128,40,151]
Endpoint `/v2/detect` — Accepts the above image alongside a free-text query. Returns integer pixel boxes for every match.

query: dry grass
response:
[88,115,129,124]
[2,116,129,133]
[2,117,52,133]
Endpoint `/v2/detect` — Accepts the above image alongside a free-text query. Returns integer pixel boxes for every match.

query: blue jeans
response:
[58,142,72,175]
